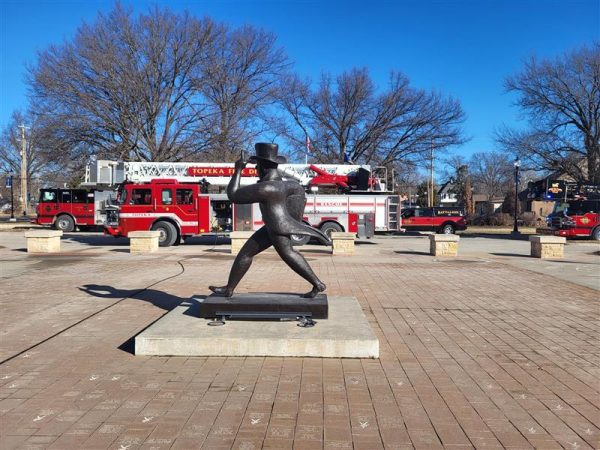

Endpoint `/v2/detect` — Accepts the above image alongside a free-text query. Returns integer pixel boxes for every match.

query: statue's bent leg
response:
[269,234,326,298]
[209,227,272,297]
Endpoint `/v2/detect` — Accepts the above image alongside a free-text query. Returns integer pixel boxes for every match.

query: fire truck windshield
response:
[39,189,57,203]
[551,202,569,216]
[553,200,600,216]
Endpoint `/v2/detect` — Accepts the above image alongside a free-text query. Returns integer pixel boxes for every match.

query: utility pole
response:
[6,174,15,221]
[429,143,434,207]
[18,124,28,216]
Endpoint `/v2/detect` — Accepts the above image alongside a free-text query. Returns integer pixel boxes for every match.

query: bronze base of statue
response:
[199,292,328,323]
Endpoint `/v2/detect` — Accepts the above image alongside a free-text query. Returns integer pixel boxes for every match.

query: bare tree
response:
[200,25,289,161]
[393,160,424,200]
[498,44,600,184]
[469,151,513,198]
[0,110,77,190]
[440,154,467,182]
[449,165,474,216]
[28,4,287,163]
[275,68,466,165]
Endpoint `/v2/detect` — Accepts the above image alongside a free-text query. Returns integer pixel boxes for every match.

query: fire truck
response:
[544,183,600,240]
[83,160,401,246]
[549,199,600,239]
[34,188,114,231]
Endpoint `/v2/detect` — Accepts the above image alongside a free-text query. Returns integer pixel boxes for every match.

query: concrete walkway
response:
[0,232,598,449]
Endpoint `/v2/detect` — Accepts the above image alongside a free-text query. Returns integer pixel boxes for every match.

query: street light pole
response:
[513,156,520,234]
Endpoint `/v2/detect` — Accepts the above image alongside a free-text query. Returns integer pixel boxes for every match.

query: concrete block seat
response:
[24,230,63,253]
[331,232,355,255]
[129,230,160,254]
[230,231,254,255]
[529,235,566,259]
[429,234,460,256]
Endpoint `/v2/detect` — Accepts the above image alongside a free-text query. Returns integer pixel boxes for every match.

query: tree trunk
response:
[587,139,600,184]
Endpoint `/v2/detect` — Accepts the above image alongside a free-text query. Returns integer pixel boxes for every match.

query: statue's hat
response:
[249,143,286,165]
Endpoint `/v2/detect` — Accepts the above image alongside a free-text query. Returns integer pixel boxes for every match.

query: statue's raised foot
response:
[303,282,326,299]
[209,285,233,297]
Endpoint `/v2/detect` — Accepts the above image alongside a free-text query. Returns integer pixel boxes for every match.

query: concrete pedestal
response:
[530,235,566,259]
[429,234,459,256]
[129,230,160,254]
[230,231,254,255]
[24,230,63,253]
[331,232,355,255]
[136,296,379,358]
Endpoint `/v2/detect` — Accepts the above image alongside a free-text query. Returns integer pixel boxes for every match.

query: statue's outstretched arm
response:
[225,159,254,204]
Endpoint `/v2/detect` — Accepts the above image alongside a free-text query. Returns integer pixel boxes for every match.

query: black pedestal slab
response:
[200,293,328,320]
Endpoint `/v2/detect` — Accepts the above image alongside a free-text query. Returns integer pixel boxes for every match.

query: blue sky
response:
[1,0,598,163]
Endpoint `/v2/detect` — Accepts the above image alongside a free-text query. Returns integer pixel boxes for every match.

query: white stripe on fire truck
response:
[119,213,198,227]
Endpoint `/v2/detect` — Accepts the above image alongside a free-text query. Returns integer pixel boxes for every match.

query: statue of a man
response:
[209,143,330,298]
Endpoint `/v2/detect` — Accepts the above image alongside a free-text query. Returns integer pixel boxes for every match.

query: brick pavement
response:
[0,238,599,449]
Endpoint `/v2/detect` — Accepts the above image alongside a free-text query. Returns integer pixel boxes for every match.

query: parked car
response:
[401,207,467,234]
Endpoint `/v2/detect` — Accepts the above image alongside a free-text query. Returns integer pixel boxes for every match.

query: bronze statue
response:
[209,143,330,298]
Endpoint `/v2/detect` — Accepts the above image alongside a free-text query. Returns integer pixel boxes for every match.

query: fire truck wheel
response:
[152,221,178,247]
[320,222,343,238]
[55,214,75,232]
[291,234,310,246]
[592,227,600,240]
[439,223,455,234]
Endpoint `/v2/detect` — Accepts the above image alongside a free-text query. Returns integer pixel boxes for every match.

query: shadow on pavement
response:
[62,232,232,248]
[394,250,430,256]
[489,252,530,258]
[63,233,129,246]
[79,284,199,311]
[460,233,531,241]
[79,284,206,354]
[184,235,231,245]
[300,248,331,255]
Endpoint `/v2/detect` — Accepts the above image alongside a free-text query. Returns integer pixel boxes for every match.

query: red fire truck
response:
[34,188,114,231]
[549,199,600,239]
[87,160,400,246]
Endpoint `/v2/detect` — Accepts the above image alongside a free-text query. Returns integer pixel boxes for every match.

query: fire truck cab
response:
[105,179,212,246]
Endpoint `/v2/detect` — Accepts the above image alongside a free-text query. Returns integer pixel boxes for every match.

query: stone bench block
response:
[530,235,566,259]
[129,230,160,254]
[24,230,63,253]
[331,232,355,255]
[429,234,460,256]
[230,231,254,255]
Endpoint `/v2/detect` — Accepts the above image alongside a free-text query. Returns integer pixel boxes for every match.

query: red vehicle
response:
[400,207,467,234]
[104,179,212,246]
[549,199,600,239]
[35,188,114,231]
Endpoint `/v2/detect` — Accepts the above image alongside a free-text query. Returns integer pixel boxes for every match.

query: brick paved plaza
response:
[0,232,599,449]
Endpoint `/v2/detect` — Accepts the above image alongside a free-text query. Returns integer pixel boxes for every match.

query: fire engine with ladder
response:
[38,160,401,246]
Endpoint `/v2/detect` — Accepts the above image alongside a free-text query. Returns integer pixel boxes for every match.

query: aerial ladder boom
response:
[84,160,391,192]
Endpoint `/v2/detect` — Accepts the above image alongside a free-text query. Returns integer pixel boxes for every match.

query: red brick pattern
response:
[1,250,598,449]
